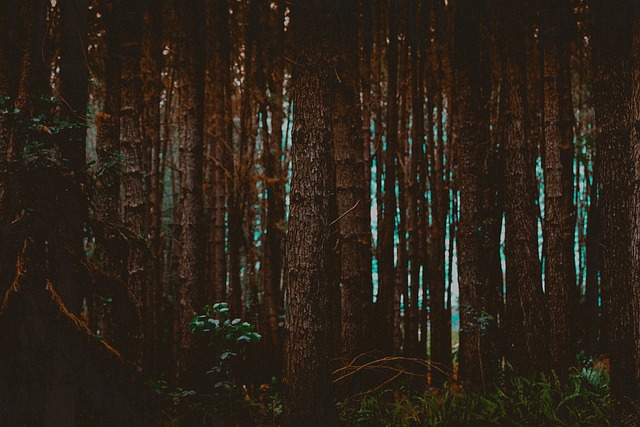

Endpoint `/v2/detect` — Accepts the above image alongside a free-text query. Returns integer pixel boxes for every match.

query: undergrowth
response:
[338,366,640,427]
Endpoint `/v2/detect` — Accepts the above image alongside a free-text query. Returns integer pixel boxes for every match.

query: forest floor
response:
[155,357,636,426]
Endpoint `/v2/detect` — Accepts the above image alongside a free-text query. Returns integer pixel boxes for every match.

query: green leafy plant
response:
[158,303,265,425]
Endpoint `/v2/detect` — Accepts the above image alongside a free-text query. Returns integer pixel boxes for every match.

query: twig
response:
[329,200,360,227]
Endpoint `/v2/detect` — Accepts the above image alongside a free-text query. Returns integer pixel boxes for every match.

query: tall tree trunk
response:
[93,0,123,349]
[500,0,548,376]
[591,0,635,400]
[541,0,573,376]
[333,0,373,365]
[455,0,492,392]
[377,0,399,355]
[264,1,286,378]
[429,1,452,386]
[406,0,425,358]
[283,1,339,424]
[118,0,146,367]
[141,0,163,376]
[584,170,600,355]
[174,0,206,381]
[628,0,640,400]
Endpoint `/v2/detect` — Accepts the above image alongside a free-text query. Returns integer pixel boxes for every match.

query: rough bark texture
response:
[406,0,425,358]
[377,0,399,355]
[141,0,163,376]
[500,0,549,376]
[283,1,339,424]
[333,0,373,365]
[93,11,125,352]
[455,0,490,392]
[205,0,231,306]
[117,0,146,367]
[258,0,286,377]
[174,0,206,380]
[427,0,453,386]
[631,1,640,396]
[591,0,635,400]
[542,0,573,376]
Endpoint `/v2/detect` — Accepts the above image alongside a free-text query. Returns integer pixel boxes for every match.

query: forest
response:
[1,0,639,425]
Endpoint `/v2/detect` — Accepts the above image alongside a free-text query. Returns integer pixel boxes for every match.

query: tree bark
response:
[117,0,146,367]
[174,0,206,380]
[591,0,635,400]
[541,0,574,376]
[455,0,492,392]
[406,0,425,358]
[500,0,549,376]
[283,1,339,424]
[332,0,374,365]
[377,0,399,355]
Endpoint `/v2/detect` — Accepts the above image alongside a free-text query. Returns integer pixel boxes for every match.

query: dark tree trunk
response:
[93,0,123,349]
[204,0,230,307]
[499,0,549,376]
[258,0,286,377]
[584,170,600,356]
[591,0,635,400]
[628,0,640,400]
[283,1,339,424]
[454,0,493,392]
[117,0,146,367]
[406,0,425,358]
[333,0,374,365]
[141,0,163,376]
[174,0,206,380]
[541,0,574,376]
[377,0,399,355]
[54,0,89,316]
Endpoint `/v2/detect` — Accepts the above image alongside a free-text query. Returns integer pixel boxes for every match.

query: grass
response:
[336,366,640,426]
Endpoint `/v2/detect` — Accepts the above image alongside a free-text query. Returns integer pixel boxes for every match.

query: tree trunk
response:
[541,0,573,376]
[591,0,635,400]
[406,0,425,358]
[500,0,549,376]
[283,1,339,424]
[141,0,163,376]
[118,0,146,367]
[174,0,206,380]
[333,0,374,365]
[377,0,399,355]
[455,0,492,392]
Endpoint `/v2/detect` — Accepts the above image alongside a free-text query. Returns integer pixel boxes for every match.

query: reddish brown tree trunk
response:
[174,0,206,380]
[500,0,549,376]
[332,0,373,364]
[117,0,146,366]
[283,1,339,424]
[541,0,574,376]
[377,0,399,355]
[591,0,635,400]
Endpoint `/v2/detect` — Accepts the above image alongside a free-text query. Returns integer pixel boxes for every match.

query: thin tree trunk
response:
[377,0,399,355]
[406,0,424,358]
